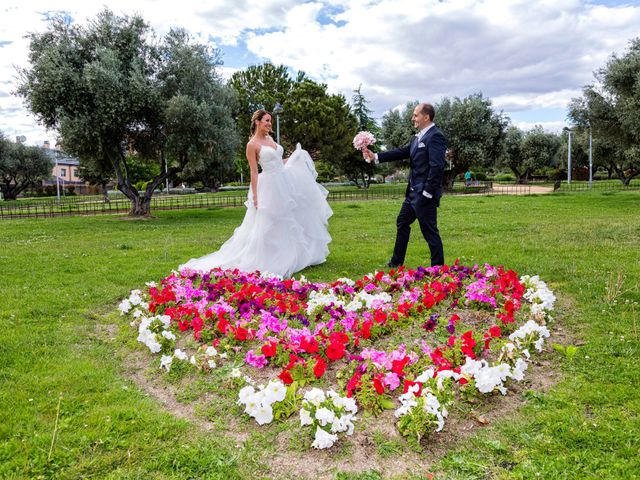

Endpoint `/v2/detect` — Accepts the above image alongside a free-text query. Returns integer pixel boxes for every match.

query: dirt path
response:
[490,184,554,195]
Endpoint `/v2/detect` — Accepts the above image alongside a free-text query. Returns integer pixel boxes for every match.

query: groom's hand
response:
[362,148,374,162]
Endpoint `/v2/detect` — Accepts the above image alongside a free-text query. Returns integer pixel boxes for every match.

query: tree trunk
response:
[101,183,110,203]
[128,194,152,216]
[443,170,456,189]
[1,189,17,201]
[517,169,530,184]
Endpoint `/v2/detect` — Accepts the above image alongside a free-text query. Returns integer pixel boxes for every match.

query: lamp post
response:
[55,156,61,202]
[273,103,283,144]
[588,126,593,189]
[564,127,572,184]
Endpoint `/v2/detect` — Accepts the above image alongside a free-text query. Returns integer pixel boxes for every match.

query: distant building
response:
[41,143,87,191]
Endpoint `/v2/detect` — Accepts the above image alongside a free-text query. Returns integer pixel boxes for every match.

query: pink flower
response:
[352,131,376,150]
[244,350,268,368]
[384,372,401,391]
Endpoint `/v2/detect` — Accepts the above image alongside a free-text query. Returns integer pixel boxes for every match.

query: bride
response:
[180,109,333,277]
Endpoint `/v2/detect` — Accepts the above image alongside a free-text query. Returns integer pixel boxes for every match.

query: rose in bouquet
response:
[352,131,376,153]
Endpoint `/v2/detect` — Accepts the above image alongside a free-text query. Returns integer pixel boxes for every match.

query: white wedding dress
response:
[180,144,332,277]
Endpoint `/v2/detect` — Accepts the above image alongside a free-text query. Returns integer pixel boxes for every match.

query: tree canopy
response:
[568,37,640,185]
[0,133,51,200]
[17,9,239,215]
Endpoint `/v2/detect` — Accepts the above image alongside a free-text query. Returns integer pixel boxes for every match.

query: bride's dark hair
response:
[250,109,271,137]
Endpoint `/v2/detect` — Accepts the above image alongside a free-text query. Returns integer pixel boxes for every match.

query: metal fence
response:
[554,180,639,192]
[0,182,542,220]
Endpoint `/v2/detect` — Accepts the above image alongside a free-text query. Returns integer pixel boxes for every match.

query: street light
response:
[588,126,593,189]
[563,127,572,184]
[273,103,283,144]
[55,155,61,202]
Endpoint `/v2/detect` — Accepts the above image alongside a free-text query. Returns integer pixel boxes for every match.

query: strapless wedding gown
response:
[180,144,332,277]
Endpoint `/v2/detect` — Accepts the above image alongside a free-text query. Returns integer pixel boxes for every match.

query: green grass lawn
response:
[1,191,639,479]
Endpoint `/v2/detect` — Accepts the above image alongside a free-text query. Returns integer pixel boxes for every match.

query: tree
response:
[77,159,113,202]
[568,38,640,185]
[379,101,418,182]
[518,127,561,183]
[228,63,295,145]
[436,93,508,187]
[230,64,363,185]
[17,10,239,216]
[380,101,418,149]
[0,133,51,200]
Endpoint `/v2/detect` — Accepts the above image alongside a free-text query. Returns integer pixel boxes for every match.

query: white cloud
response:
[1,0,639,145]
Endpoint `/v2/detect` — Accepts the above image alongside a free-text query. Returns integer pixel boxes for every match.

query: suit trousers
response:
[391,196,444,267]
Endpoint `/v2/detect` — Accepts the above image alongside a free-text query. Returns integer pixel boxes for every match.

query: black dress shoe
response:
[386,260,402,268]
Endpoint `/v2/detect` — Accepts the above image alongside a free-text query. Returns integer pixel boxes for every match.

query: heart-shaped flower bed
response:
[120,262,555,449]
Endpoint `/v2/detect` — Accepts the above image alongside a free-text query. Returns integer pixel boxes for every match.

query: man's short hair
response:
[420,103,435,121]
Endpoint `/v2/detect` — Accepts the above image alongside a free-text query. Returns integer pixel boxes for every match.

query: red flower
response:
[403,380,423,397]
[326,341,346,361]
[489,325,501,338]
[261,342,277,358]
[346,371,362,397]
[391,356,410,376]
[373,375,385,394]
[191,316,203,333]
[361,320,372,339]
[374,309,388,324]
[278,370,293,385]
[313,357,327,378]
[216,316,230,334]
[300,336,319,354]
[329,331,349,345]
[234,326,249,341]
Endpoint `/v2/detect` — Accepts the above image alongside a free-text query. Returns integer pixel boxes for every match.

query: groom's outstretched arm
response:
[377,143,411,163]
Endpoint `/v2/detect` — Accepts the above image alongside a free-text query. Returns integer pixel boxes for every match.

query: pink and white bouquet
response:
[352,131,376,151]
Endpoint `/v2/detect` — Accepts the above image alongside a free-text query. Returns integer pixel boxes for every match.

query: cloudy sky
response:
[1,0,639,146]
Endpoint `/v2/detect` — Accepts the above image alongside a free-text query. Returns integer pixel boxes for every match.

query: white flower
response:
[253,404,273,425]
[304,388,326,406]
[161,330,176,341]
[230,368,242,378]
[311,427,338,449]
[265,380,287,404]
[436,369,460,390]
[208,359,217,369]
[299,408,313,426]
[160,355,173,371]
[205,346,218,357]
[190,355,197,365]
[145,281,157,288]
[460,358,484,378]
[118,299,132,314]
[415,368,435,383]
[132,309,143,319]
[331,414,356,435]
[174,349,188,361]
[128,290,142,306]
[315,407,335,426]
[237,386,255,405]
[342,397,358,415]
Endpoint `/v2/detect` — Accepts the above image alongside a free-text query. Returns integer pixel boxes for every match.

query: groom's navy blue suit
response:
[377,125,447,266]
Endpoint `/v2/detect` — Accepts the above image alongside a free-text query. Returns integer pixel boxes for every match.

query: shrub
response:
[494,173,516,182]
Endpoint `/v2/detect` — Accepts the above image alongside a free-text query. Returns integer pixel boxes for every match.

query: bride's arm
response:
[246,143,259,208]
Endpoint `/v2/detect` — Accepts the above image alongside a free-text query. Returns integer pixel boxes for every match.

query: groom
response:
[363,103,447,267]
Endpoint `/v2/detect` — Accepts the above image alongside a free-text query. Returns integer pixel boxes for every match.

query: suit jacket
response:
[377,125,447,211]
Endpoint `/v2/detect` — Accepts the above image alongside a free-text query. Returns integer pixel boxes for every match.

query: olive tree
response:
[17,10,239,215]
